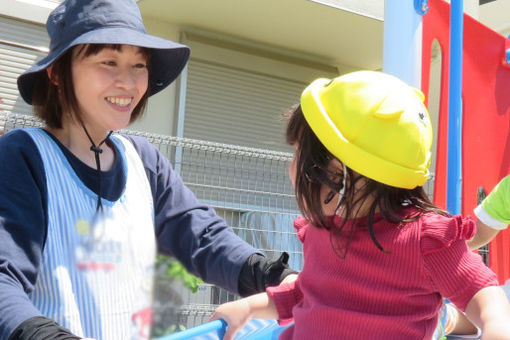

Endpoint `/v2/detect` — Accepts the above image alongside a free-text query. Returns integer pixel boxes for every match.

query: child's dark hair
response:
[285,104,450,257]
[32,44,150,129]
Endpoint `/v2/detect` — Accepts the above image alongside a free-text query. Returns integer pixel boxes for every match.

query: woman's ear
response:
[46,65,59,86]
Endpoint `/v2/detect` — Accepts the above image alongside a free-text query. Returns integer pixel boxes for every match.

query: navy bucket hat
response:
[17,0,190,104]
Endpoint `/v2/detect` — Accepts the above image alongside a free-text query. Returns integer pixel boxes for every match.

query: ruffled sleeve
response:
[420,214,498,311]
[294,217,309,243]
[421,214,476,255]
[266,279,303,325]
[263,217,307,325]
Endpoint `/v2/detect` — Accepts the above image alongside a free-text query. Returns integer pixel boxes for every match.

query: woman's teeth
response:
[106,97,132,107]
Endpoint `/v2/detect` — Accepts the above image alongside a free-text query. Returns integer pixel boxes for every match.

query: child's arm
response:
[444,303,478,336]
[210,292,278,340]
[469,175,510,249]
[465,286,510,340]
[468,220,501,250]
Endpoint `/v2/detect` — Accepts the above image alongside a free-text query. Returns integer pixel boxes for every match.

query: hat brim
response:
[17,26,190,104]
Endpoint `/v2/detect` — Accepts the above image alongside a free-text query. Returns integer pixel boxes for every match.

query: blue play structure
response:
[155,319,291,340]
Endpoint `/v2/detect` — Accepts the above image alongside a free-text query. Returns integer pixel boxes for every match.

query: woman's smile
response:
[105,96,134,112]
[71,44,149,133]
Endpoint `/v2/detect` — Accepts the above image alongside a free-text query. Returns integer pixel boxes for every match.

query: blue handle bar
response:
[155,319,226,340]
[153,318,291,340]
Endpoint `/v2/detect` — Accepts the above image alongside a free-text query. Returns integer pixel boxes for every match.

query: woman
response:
[0,1,294,339]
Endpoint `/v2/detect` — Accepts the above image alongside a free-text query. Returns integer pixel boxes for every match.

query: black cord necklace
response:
[82,124,113,213]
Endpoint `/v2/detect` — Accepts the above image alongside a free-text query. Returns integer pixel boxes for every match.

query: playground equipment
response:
[422,0,510,282]
[155,319,291,340]
[386,0,510,283]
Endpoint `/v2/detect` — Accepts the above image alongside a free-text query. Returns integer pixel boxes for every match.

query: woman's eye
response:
[102,61,116,66]
[134,63,147,69]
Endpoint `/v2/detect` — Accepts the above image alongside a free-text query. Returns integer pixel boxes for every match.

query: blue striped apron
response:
[25,128,156,340]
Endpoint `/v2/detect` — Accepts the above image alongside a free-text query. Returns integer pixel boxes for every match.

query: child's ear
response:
[328,158,344,174]
[46,65,59,85]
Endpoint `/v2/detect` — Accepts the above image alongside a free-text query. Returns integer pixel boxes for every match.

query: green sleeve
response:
[475,175,510,229]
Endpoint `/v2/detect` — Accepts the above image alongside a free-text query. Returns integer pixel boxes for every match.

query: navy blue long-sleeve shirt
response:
[0,129,260,339]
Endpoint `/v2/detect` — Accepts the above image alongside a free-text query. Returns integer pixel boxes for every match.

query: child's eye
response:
[134,63,147,69]
[102,61,116,66]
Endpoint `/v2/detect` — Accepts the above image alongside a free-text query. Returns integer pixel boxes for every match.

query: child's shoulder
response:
[419,213,476,255]
[293,216,309,242]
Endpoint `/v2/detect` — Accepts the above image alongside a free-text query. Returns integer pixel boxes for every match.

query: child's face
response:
[71,44,149,132]
[288,146,298,188]
[288,144,344,217]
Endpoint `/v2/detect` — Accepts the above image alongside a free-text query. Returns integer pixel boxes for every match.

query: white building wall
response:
[128,17,182,136]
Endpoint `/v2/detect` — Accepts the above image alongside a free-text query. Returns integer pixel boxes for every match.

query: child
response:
[0,1,295,339]
[211,71,510,339]
[468,175,510,250]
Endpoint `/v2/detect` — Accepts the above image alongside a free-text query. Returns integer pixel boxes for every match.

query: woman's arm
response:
[125,135,257,293]
[0,130,71,339]
[465,286,510,340]
[126,135,297,294]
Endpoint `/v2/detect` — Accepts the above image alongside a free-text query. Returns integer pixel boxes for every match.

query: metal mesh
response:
[123,129,303,269]
[0,111,44,131]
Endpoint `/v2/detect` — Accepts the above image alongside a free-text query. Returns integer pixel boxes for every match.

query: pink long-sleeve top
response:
[267,208,498,339]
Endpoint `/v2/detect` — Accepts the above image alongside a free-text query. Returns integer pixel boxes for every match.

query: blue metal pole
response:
[383,0,425,88]
[446,0,463,214]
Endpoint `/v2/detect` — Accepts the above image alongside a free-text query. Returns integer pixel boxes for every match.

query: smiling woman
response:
[33,44,150,131]
[30,44,151,171]
[0,1,297,340]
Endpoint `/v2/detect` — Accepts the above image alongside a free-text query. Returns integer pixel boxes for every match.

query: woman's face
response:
[71,44,149,132]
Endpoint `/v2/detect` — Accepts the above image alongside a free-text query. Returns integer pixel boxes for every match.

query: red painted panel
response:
[422,0,510,282]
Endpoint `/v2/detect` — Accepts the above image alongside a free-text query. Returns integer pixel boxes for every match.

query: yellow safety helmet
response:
[300,70,433,189]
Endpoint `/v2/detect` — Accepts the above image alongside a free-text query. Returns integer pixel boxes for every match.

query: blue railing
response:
[155,319,291,340]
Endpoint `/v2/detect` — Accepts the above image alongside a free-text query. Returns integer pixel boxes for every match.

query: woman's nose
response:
[115,67,137,89]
